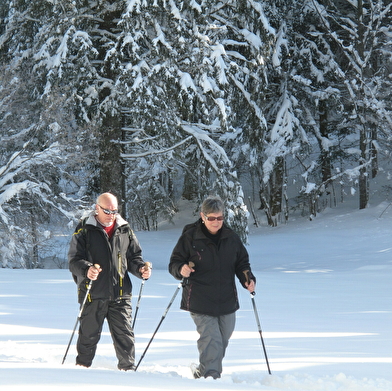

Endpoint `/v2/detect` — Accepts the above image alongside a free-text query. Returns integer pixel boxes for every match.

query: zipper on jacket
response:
[86,281,92,302]
[118,251,123,297]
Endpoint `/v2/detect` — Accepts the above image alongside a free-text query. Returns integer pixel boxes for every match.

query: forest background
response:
[0,0,392,268]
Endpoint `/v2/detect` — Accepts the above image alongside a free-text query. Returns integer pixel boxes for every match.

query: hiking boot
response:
[118,365,135,371]
[190,363,201,379]
[204,370,220,379]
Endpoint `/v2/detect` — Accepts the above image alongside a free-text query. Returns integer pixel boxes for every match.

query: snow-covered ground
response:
[1,200,391,390]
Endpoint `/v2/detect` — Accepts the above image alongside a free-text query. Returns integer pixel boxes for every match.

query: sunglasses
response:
[204,214,224,222]
[98,205,118,215]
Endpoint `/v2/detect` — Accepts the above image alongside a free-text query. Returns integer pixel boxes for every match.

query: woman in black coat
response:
[169,195,256,379]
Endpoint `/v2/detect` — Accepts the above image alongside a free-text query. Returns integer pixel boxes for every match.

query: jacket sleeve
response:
[168,234,190,280]
[68,223,93,284]
[234,238,256,289]
[126,230,145,278]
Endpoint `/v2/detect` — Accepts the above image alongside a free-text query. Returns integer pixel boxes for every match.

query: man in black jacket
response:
[68,192,151,370]
[169,195,255,379]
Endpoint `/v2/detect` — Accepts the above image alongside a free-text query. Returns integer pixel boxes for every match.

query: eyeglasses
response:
[204,214,224,222]
[98,205,118,215]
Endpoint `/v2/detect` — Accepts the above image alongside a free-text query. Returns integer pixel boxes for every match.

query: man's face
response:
[96,199,118,227]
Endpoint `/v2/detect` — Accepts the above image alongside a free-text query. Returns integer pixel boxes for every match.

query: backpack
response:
[71,217,90,284]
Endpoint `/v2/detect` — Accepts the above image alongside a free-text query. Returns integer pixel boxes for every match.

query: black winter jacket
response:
[68,214,145,303]
[169,219,255,317]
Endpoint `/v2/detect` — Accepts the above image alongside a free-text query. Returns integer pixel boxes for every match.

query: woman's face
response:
[200,211,224,235]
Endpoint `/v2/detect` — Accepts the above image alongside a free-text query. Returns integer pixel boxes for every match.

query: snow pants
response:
[190,312,236,378]
[76,298,135,370]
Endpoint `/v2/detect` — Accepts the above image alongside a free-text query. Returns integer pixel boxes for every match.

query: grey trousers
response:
[190,312,236,378]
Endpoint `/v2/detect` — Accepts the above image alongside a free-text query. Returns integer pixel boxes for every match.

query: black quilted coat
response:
[169,219,255,317]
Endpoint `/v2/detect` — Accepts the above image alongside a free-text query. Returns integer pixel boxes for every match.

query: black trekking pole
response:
[132,262,152,330]
[134,262,194,371]
[244,270,272,375]
[62,264,100,364]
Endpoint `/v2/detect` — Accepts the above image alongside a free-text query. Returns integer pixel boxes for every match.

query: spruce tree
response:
[117,0,274,241]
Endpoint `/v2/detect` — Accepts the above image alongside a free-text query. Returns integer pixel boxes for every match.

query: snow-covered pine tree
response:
[0,0,96,266]
[262,0,392,219]
[259,1,314,223]
[0,65,79,267]
[28,0,126,199]
[117,0,275,242]
[311,0,392,210]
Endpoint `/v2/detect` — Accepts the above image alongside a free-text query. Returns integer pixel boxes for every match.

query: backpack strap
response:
[73,217,89,252]
[71,217,90,284]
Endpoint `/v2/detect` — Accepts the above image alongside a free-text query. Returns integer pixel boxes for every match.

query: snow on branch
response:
[125,0,146,15]
[225,50,248,62]
[310,0,368,75]
[273,23,288,68]
[33,26,95,95]
[31,187,75,220]
[200,73,216,93]
[153,22,173,51]
[263,92,300,183]
[128,60,150,92]
[239,29,263,50]
[179,71,198,93]
[211,44,228,84]
[302,159,373,196]
[169,0,182,19]
[121,136,193,159]
[247,0,276,36]
[190,0,202,13]
[0,181,43,225]
[229,75,266,125]
[35,26,92,73]
[122,122,232,175]
[0,141,62,214]
[182,123,232,172]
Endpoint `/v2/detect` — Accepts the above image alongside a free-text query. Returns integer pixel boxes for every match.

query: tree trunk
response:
[99,115,125,210]
[261,157,285,227]
[359,127,368,209]
[370,125,378,180]
[270,156,284,220]
[319,100,332,183]
[357,0,368,210]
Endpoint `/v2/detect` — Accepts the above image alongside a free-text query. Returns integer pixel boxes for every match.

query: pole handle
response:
[93,264,102,274]
[181,261,195,284]
[243,270,255,295]
[144,261,152,270]
[141,261,152,280]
